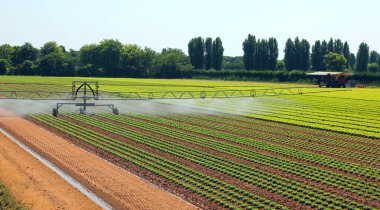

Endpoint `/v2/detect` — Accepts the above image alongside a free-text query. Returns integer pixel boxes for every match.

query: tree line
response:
[188,37,224,70]
[0,36,379,78]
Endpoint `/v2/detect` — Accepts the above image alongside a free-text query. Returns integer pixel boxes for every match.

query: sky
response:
[1,0,379,58]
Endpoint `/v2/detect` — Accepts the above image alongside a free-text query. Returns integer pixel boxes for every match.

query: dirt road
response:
[0,132,102,210]
[0,110,196,210]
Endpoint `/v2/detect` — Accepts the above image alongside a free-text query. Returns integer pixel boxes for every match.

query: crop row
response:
[69,113,376,209]
[31,114,281,210]
[109,113,380,202]
[200,114,380,149]
[163,114,379,166]
[126,113,380,181]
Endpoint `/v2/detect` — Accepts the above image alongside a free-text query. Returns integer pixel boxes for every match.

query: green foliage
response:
[356,42,369,72]
[0,59,10,75]
[369,50,379,63]
[223,56,244,70]
[188,37,204,69]
[285,37,309,70]
[120,44,145,77]
[343,42,350,68]
[311,40,324,70]
[284,38,295,70]
[204,37,212,70]
[276,60,285,71]
[324,52,347,71]
[242,34,256,70]
[97,39,123,76]
[151,48,191,78]
[349,53,356,69]
[40,41,62,56]
[12,42,38,65]
[212,37,224,70]
[367,63,379,72]
[0,44,15,61]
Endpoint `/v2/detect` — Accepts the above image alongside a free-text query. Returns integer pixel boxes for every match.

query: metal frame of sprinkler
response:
[52,81,118,117]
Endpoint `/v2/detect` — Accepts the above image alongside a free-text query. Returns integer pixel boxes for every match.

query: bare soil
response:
[0,130,101,210]
[0,109,195,210]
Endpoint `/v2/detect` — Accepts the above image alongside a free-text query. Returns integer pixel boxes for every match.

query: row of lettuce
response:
[29,113,379,209]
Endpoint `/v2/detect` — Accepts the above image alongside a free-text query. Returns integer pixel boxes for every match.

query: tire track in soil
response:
[0,111,196,210]
[117,114,379,208]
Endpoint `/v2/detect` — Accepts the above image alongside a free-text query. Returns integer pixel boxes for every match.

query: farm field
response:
[0,76,379,209]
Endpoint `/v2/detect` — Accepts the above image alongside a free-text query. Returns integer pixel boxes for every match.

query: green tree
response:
[300,39,310,70]
[12,42,38,65]
[242,34,256,70]
[120,44,145,77]
[349,53,356,69]
[324,52,347,71]
[256,39,269,70]
[204,37,213,70]
[327,38,334,53]
[97,39,123,76]
[267,37,278,70]
[152,48,191,78]
[212,37,224,70]
[0,44,15,61]
[334,39,343,54]
[19,60,36,75]
[369,50,379,63]
[321,40,328,70]
[368,63,379,72]
[284,38,295,70]
[294,37,302,69]
[223,56,244,70]
[0,59,10,75]
[356,42,369,72]
[40,41,62,56]
[342,41,350,68]
[188,37,204,69]
[311,40,324,70]
[38,42,75,76]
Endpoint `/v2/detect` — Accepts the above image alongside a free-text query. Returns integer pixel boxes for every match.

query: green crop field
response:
[1,76,379,209]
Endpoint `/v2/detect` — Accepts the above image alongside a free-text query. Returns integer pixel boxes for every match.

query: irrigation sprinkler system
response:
[0,81,351,116]
[52,81,119,117]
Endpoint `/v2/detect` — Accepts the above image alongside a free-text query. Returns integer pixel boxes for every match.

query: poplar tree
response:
[267,37,278,70]
[188,37,204,69]
[311,40,324,70]
[327,38,334,53]
[356,42,369,72]
[343,42,350,68]
[242,34,256,70]
[205,37,213,70]
[284,38,295,70]
[212,37,224,70]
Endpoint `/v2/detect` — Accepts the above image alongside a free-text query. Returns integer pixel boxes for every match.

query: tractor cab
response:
[307,72,354,88]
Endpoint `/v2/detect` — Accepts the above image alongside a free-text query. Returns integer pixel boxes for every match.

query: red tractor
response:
[307,72,354,88]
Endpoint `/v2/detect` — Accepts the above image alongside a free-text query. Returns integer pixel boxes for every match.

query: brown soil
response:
[0,109,196,210]
[0,130,101,210]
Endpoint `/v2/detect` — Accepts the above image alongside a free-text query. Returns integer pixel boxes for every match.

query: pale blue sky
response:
[1,0,379,57]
